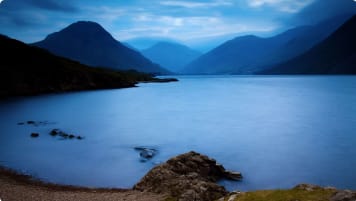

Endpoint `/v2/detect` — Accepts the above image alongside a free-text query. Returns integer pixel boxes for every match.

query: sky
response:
[0,0,356,51]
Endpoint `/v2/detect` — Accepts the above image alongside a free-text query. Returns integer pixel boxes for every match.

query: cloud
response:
[117,13,277,43]
[0,0,77,12]
[160,0,233,8]
[293,0,356,24]
[81,6,126,22]
[2,0,353,48]
[27,0,78,12]
[247,0,314,13]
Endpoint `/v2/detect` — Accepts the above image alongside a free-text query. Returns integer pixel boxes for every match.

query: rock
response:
[27,121,35,125]
[224,171,243,180]
[50,129,60,136]
[140,149,156,158]
[59,133,69,138]
[134,147,157,161]
[134,151,242,201]
[330,190,356,201]
[227,193,239,201]
[294,184,322,191]
[30,133,39,138]
[49,129,84,140]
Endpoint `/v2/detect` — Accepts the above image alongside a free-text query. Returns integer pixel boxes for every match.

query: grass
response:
[224,188,336,201]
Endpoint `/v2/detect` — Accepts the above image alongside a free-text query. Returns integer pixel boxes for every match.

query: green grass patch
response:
[227,188,335,201]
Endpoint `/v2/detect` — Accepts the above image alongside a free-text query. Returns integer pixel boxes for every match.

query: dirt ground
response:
[0,168,166,201]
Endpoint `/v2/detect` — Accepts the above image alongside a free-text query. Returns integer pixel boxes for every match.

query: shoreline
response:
[1,165,356,201]
[0,166,167,201]
[0,166,128,192]
[1,149,356,201]
[0,76,178,101]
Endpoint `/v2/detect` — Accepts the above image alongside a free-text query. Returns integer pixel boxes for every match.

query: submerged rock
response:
[134,151,242,201]
[134,147,157,162]
[30,133,39,138]
[50,129,60,136]
[27,121,36,125]
[49,129,84,140]
[23,120,55,126]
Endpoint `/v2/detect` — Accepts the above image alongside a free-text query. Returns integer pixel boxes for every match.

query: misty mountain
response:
[124,37,180,50]
[32,21,169,74]
[260,14,356,74]
[0,34,160,98]
[141,42,201,73]
[182,14,352,75]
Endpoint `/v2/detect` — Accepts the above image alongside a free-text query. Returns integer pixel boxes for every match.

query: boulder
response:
[134,151,242,201]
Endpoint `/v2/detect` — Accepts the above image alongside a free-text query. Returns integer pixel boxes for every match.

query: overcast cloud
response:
[0,0,355,48]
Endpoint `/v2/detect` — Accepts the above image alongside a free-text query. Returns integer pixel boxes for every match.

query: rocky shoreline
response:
[0,151,355,201]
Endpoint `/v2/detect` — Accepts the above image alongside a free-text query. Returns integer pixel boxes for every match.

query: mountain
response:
[0,34,164,98]
[141,42,201,73]
[32,21,169,74]
[124,37,179,50]
[182,14,352,75]
[260,15,356,74]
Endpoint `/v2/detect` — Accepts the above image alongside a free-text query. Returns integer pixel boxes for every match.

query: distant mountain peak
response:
[44,21,115,42]
[32,21,169,74]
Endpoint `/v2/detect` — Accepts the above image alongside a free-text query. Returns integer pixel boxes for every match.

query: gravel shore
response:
[0,168,166,201]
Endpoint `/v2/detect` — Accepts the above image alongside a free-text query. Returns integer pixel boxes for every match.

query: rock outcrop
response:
[134,151,242,201]
[330,190,356,201]
[295,184,356,201]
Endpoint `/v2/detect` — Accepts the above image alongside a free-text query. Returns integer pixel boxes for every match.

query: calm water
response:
[0,76,356,191]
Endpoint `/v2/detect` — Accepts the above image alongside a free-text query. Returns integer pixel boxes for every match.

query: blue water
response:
[0,76,356,191]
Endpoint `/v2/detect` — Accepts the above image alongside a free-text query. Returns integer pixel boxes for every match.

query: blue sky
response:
[0,0,356,50]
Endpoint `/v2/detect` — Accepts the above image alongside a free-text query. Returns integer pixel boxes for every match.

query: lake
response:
[0,75,356,191]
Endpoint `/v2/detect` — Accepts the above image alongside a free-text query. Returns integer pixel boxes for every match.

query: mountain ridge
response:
[142,41,201,73]
[0,34,165,98]
[32,21,169,74]
[182,14,353,75]
[260,14,356,74]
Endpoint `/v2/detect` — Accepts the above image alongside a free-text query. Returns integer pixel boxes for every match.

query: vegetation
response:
[0,35,173,98]
[222,188,336,201]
